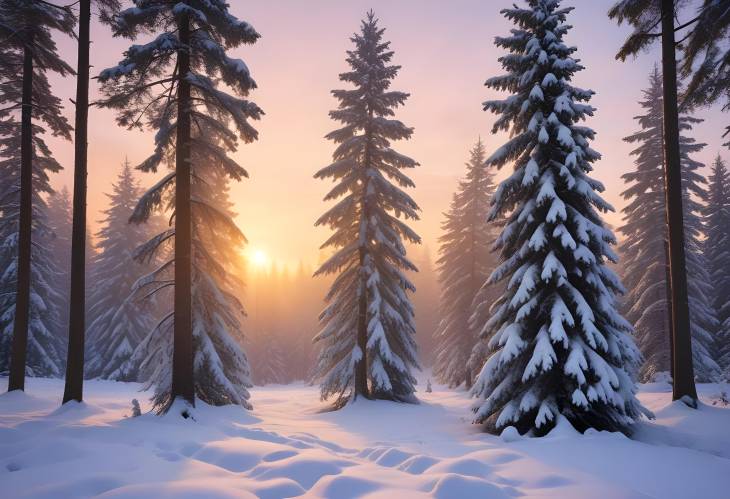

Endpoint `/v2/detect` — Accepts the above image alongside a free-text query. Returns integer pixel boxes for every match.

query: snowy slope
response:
[0,376,728,498]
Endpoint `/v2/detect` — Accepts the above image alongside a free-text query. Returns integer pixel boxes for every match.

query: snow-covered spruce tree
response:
[610,0,701,408]
[62,0,121,406]
[314,11,421,408]
[433,138,499,389]
[467,259,507,382]
[249,330,287,386]
[620,68,720,382]
[0,160,66,377]
[46,186,72,336]
[678,0,730,143]
[98,1,260,411]
[704,155,730,379]
[129,164,253,407]
[471,0,647,436]
[0,2,74,382]
[85,159,164,381]
[410,245,440,365]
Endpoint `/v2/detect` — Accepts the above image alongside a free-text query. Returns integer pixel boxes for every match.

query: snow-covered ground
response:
[0,376,729,498]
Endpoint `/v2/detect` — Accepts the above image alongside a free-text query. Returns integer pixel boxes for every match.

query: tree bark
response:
[663,239,674,378]
[171,13,195,407]
[8,38,35,392]
[355,114,373,401]
[356,248,369,400]
[63,0,91,404]
[661,0,697,405]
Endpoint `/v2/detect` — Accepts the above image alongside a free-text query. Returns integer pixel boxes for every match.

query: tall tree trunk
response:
[660,120,674,380]
[63,0,91,404]
[663,239,674,378]
[355,117,373,401]
[356,248,369,399]
[171,13,195,407]
[661,0,697,405]
[8,39,35,392]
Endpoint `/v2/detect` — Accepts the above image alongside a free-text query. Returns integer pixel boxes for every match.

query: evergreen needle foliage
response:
[620,67,721,383]
[314,11,421,408]
[471,0,648,436]
[98,0,261,411]
[433,138,500,389]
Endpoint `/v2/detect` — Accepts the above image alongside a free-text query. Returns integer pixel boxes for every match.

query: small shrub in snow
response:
[131,399,141,418]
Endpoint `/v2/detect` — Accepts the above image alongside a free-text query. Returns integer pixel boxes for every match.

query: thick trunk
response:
[63,0,91,404]
[171,13,195,407]
[661,0,697,405]
[7,40,34,392]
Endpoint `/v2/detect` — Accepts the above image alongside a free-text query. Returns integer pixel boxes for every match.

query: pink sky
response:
[44,0,728,269]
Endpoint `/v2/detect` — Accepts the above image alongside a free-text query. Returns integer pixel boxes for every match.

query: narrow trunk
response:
[354,117,373,401]
[661,0,697,405]
[661,125,675,380]
[466,188,477,390]
[8,40,34,392]
[356,248,369,399]
[171,13,195,407]
[663,238,674,378]
[63,0,91,404]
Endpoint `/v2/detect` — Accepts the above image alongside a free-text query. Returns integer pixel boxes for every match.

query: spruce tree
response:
[63,0,120,405]
[704,155,730,379]
[620,68,721,382]
[85,160,163,381]
[411,245,440,366]
[610,0,699,406]
[433,138,499,389]
[99,0,260,411]
[249,330,287,386]
[678,0,730,144]
[46,186,72,336]
[472,0,647,435]
[0,1,74,387]
[128,155,254,409]
[0,178,66,378]
[314,11,421,407]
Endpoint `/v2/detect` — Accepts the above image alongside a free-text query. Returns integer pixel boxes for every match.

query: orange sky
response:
[44,0,728,270]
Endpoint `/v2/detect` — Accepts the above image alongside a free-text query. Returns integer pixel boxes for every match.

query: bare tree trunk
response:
[171,13,195,407]
[63,0,91,404]
[661,0,697,405]
[8,39,34,393]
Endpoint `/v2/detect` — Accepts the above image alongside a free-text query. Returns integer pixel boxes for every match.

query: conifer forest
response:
[1,1,729,498]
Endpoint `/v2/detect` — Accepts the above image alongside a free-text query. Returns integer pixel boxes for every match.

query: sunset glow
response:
[249,248,269,268]
[2,0,729,497]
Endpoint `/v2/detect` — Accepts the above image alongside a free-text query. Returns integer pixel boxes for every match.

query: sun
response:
[250,248,268,268]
